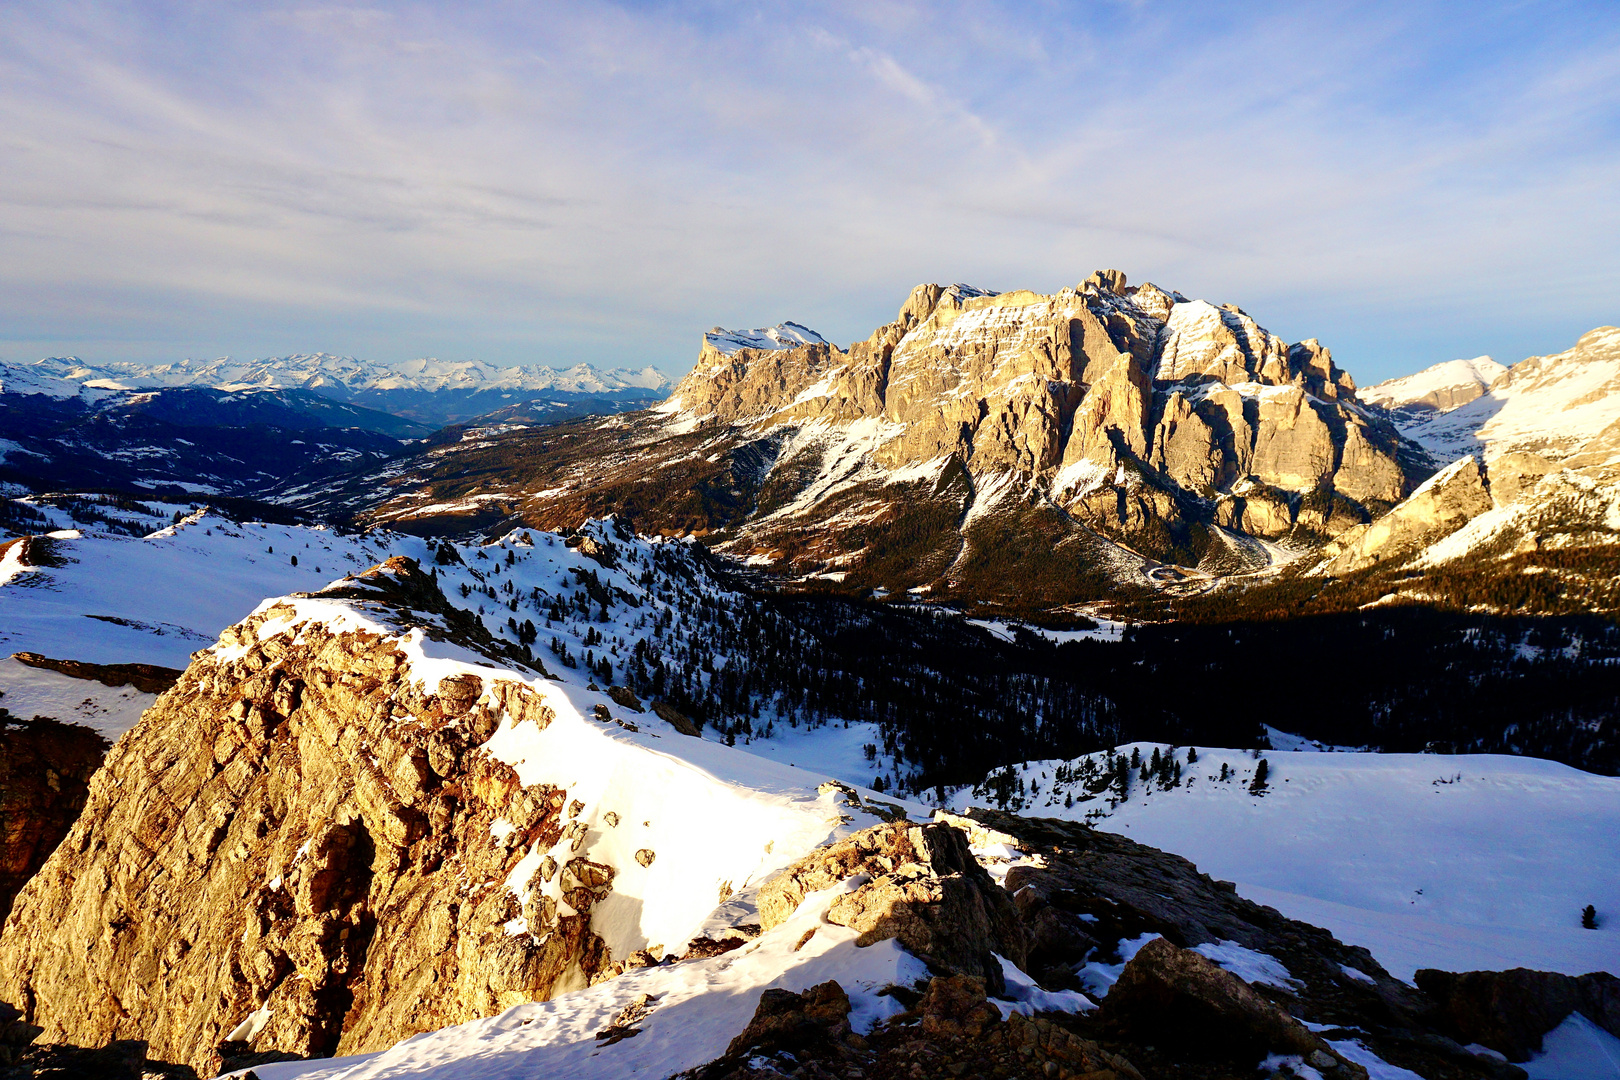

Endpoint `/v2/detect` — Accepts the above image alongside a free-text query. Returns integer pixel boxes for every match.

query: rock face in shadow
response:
[0,714,106,923]
[1106,937,1366,1074]
[0,558,630,1076]
[1415,968,1620,1061]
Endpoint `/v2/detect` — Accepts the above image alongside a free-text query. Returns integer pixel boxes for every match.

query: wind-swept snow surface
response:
[955,743,1620,981]
[0,510,425,670]
[0,656,155,742]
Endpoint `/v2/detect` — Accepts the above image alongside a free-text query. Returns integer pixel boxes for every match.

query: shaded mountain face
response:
[0,383,423,498]
[292,271,1425,612]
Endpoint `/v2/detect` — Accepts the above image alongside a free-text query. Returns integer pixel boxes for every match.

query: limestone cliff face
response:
[665,271,1417,553]
[0,560,638,1074]
[1319,458,1494,574]
[338,272,1427,605]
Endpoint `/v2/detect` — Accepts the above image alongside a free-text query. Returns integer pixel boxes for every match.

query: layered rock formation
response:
[0,560,590,1073]
[665,272,1411,535]
[0,554,827,1075]
[319,270,1425,609]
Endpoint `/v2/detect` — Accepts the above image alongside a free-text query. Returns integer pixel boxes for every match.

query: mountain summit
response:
[301,270,1427,610]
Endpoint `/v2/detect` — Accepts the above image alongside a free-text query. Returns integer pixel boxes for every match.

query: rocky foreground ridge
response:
[0,551,1610,1077]
[295,271,1428,610]
[0,552,867,1076]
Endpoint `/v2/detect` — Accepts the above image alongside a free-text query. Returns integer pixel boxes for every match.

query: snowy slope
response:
[9,355,672,396]
[0,510,427,672]
[0,656,156,742]
[1394,328,1620,463]
[703,322,828,356]
[1360,357,1508,413]
[0,504,906,789]
[953,742,1620,981]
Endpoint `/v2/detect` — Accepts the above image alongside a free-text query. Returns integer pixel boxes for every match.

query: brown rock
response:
[1105,938,1363,1074]
[0,558,619,1076]
[0,714,106,922]
[10,652,182,696]
[723,981,851,1058]
[919,974,1002,1039]
[1415,968,1620,1061]
[757,821,1027,991]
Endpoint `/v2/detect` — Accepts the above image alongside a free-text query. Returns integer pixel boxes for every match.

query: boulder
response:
[757,821,1028,991]
[722,981,851,1058]
[1415,968,1620,1061]
[1106,937,1364,1074]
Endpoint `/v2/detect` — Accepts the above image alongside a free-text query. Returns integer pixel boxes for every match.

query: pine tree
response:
[1249,758,1270,795]
[1583,905,1599,929]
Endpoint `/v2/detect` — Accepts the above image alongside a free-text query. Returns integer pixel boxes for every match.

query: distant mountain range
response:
[0,353,677,497]
[3,353,674,428]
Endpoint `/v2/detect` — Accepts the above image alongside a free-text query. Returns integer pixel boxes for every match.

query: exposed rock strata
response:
[0,559,620,1075]
[660,269,1414,552]
[10,652,181,697]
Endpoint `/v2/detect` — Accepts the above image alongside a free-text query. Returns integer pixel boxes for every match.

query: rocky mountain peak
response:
[654,271,1417,570]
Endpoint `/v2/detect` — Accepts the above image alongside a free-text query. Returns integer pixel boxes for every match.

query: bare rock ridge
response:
[669,273,1408,539]
[0,557,614,1075]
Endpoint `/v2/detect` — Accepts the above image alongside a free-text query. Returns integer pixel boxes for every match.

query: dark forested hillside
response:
[611,546,1620,793]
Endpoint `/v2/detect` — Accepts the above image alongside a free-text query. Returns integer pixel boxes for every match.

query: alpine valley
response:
[0,270,1616,1080]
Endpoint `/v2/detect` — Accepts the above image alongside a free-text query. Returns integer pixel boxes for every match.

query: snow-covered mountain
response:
[1305,328,1620,607]
[703,322,828,357]
[1381,328,1620,465]
[1361,356,1509,417]
[14,353,672,396]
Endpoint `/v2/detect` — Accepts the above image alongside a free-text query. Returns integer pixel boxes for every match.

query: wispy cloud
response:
[0,0,1615,379]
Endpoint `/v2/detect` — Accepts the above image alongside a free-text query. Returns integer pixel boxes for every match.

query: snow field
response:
[954,742,1620,981]
[0,656,156,741]
[0,508,424,670]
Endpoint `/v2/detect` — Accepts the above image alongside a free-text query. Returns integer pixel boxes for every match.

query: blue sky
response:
[1,1,1616,384]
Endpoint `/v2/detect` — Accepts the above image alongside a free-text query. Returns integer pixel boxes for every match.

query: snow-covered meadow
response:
[953,742,1620,982]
